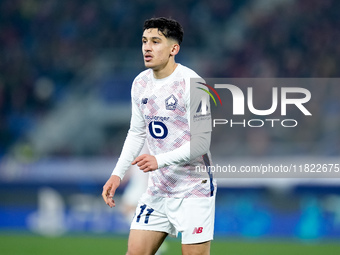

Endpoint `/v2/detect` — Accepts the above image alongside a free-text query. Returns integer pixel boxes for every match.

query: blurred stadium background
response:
[1,0,340,254]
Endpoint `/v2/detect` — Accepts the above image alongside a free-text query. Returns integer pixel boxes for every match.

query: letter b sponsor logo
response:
[149,121,168,139]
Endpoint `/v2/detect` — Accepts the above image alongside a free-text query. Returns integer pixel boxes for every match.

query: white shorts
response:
[130,193,215,244]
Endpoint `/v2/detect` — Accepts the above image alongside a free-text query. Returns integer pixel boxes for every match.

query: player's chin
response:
[144,61,154,68]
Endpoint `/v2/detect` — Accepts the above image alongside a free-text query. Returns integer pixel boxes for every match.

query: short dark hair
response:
[143,17,184,45]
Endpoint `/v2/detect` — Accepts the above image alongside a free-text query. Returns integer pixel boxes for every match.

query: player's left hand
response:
[132,154,158,172]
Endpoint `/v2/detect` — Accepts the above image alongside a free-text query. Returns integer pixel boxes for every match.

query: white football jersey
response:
[131,64,216,198]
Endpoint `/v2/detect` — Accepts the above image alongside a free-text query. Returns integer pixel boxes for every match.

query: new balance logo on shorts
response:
[192,227,203,234]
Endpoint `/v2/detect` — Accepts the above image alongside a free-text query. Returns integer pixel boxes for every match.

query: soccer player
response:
[102,17,216,255]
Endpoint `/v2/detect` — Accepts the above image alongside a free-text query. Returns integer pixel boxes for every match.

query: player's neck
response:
[152,61,178,80]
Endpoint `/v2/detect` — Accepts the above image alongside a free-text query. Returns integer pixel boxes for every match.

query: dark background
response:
[0,0,340,241]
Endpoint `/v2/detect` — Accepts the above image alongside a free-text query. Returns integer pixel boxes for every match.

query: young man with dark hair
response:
[102,17,216,255]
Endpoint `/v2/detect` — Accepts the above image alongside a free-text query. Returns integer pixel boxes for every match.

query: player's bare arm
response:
[102,175,121,208]
[132,154,158,172]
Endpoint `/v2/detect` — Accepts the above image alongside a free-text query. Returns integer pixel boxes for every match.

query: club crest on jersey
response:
[165,94,178,110]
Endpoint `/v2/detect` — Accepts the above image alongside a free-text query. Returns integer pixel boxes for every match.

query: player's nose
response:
[143,41,152,52]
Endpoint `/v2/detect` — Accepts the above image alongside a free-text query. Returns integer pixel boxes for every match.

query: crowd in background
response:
[1,0,339,158]
[217,0,340,77]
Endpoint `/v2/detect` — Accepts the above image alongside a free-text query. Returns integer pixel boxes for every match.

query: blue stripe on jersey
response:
[202,154,214,196]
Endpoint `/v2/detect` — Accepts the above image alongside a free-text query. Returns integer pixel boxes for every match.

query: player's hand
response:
[132,154,158,172]
[102,175,121,208]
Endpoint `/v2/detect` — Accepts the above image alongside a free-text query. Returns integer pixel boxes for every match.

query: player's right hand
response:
[102,175,121,208]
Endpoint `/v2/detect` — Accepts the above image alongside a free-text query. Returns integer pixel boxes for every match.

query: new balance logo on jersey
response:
[192,227,203,234]
[141,98,148,104]
[165,94,178,110]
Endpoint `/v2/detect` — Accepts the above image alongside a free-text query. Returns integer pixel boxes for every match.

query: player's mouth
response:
[144,54,153,62]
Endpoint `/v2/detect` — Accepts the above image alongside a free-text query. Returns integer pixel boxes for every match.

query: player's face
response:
[142,28,177,71]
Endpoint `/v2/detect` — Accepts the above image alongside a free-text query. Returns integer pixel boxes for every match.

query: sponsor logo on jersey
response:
[196,100,209,113]
[193,100,211,122]
[145,115,170,122]
[148,121,168,139]
[192,227,203,234]
[165,94,178,110]
[141,98,148,104]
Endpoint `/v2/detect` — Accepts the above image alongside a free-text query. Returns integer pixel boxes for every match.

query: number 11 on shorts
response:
[136,204,154,224]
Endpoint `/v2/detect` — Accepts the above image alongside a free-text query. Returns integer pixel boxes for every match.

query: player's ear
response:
[170,43,180,56]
